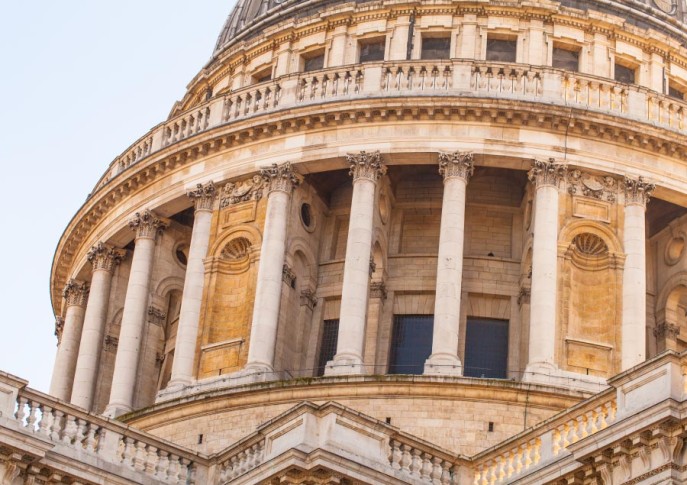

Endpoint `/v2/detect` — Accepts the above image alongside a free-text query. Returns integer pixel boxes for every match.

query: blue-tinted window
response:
[464,318,509,379]
[389,315,434,375]
[316,319,339,376]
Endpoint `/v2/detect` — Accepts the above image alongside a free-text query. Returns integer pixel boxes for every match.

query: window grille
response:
[316,319,339,376]
[388,315,434,375]
[421,37,451,60]
[486,39,517,63]
[464,318,509,379]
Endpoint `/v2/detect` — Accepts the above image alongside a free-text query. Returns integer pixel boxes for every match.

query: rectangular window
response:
[421,36,451,60]
[316,319,339,376]
[552,47,580,72]
[359,38,386,63]
[389,315,434,375]
[253,69,272,84]
[303,53,325,72]
[668,83,684,100]
[464,318,509,379]
[614,63,636,84]
[486,38,517,63]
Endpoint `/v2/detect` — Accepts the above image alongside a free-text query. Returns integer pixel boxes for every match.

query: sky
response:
[0,2,234,392]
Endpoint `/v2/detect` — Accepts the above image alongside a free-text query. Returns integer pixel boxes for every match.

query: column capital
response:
[348,150,387,183]
[438,151,474,182]
[624,175,655,207]
[528,158,567,189]
[654,321,679,340]
[300,288,317,309]
[87,242,125,272]
[129,209,168,240]
[54,317,65,345]
[63,279,89,307]
[260,162,301,194]
[370,281,388,300]
[187,181,216,212]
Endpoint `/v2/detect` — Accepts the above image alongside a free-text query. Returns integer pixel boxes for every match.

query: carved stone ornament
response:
[282,264,297,287]
[260,162,301,194]
[104,335,119,351]
[654,322,679,340]
[87,242,126,272]
[567,169,618,202]
[300,288,317,309]
[54,317,65,345]
[129,209,167,240]
[528,158,567,188]
[348,150,387,183]
[63,279,89,307]
[438,151,474,182]
[369,256,377,278]
[187,181,216,212]
[220,175,266,208]
[624,175,655,207]
[147,306,167,326]
[518,287,531,306]
[370,281,388,300]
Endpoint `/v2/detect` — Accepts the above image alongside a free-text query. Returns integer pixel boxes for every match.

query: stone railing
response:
[472,392,617,485]
[96,59,687,191]
[217,434,266,482]
[388,435,462,484]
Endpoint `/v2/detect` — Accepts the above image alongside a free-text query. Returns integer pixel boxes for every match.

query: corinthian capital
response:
[129,209,167,240]
[187,181,216,212]
[55,317,65,345]
[348,151,387,183]
[438,151,474,182]
[63,279,89,307]
[624,176,655,207]
[260,162,301,194]
[528,158,567,188]
[87,242,126,272]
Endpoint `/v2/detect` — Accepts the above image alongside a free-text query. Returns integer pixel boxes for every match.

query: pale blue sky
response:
[0,2,235,392]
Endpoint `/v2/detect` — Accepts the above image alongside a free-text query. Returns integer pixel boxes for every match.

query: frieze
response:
[220,175,265,208]
[567,170,618,202]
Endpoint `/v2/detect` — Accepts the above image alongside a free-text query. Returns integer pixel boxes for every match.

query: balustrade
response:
[471,64,541,96]
[382,63,451,92]
[563,74,627,112]
[162,107,211,147]
[222,83,281,122]
[218,437,265,481]
[388,438,459,484]
[298,68,362,101]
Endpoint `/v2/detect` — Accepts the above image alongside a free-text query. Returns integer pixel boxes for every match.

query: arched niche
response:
[655,273,687,354]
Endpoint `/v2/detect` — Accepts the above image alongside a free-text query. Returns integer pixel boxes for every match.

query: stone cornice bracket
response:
[624,175,655,207]
[187,181,216,212]
[260,162,302,194]
[528,158,567,188]
[348,150,387,183]
[87,242,126,273]
[63,279,90,307]
[220,175,266,207]
[282,264,297,287]
[54,317,65,344]
[438,151,474,182]
[300,288,317,309]
[129,209,168,240]
[147,306,167,326]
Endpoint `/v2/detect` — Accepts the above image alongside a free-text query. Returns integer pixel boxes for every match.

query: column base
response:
[522,362,609,393]
[424,354,463,376]
[324,354,365,376]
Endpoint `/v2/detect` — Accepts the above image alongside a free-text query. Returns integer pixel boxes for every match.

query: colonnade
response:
[50,155,655,411]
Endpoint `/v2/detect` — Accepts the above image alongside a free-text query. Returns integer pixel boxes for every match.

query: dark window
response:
[254,70,272,84]
[464,318,509,379]
[300,203,312,229]
[615,64,635,84]
[303,54,325,72]
[669,83,684,100]
[421,37,451,60]
[552,47,579,72]
[389,315,434,375]
[486,39,517,63]
[360,39,386,63]
[316,319,339,376]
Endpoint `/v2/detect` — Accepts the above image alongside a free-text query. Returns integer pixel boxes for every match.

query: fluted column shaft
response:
[71,244,124,410]
[106,210,166,417]
[425,152,473,376]
[622,176,654,370]
[50,280,89,400]
[525,159,566,375]
[326,151,386,375]
[245,164,300,373]
[168,183,216,389]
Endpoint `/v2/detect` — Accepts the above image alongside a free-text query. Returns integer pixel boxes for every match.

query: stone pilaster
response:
[326,151,386,375]
[425,151,473,376]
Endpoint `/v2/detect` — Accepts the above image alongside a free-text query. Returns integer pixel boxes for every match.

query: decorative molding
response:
[348,150,386,183]
[624,175,656,207]
[54,317,65,345]
[87,242,125,273]
[220,175,265,207]
[370,281,387,300]
[282,264,297,288]
[518,287,531,306]
[104,335,119,351]
[63,279,89,307]
[567,170,618,202]
[369,256,377,278]
[129,209,167,240]
[187,181,217,212]
[438,151,474,182]
[147,306,167,326]
[528,158,567,188]
[654,322,679,340]
[261,162,301,194]
[300,288,317,309]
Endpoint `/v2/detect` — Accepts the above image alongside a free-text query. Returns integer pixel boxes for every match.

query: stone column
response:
[71,243,124,410]
[425,151,473,375]
[622,176,654,370]
[50,280,89,400]
[524,159,567,380]
[244,163,300,375]
[167,182,216,390]
[364,282,387,372]
[326,151,386,375]
[105,210,166,417]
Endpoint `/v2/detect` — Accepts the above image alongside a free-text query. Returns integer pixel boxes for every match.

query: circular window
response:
[300,203,315,232]
[175,244,189,267]
[665,237,685,266]
[379,190,390,225]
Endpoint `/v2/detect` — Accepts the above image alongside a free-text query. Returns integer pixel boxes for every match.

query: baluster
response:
[38,405,53,436]
[419,68,426,90]
[15,396,28,424]
[74,419,87,447]
[407,68,414,90]
[517,443,527,472]
[179,458,191,484]
[344,72,351,95]
[506,451,515,477]
[421,452,433,479]
[489,461,498,484]
[441,461,452,485]
[400,444,412,472]
[443,67,450,89]
[321,75,329,98]
[168,454,181,482]
[144,446,158,475]
[122,437,137,467]
[238,450,249,475]
[355,70,362,93]
[84,423,98,452]
[61,415,77,444]
[310,78,318,99]
[219,460,230,482]
[431,457,443,484]
[50,410,64,441]
[394,68,402,90]
[390,439,402,469]
[531,439,541,465]
[577,415,588,439]
[489,71,499,92]
[496,456,506,481]
[156,450,170,480]
[523,442,533,469]
[229,455,240,479]
[410,448,422,475]
[26,400,40,431]
[471,68,479,90]
[264,88,271,110]
[134,441,147,471]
